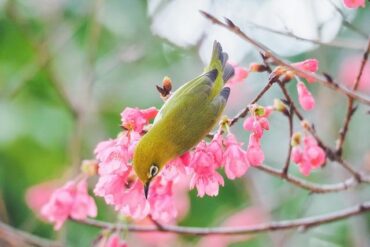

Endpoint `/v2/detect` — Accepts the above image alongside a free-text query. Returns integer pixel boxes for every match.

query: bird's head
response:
[133,141,163,199]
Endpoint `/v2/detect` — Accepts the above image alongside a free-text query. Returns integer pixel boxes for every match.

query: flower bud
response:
[81,159,99,176]
[280,70,295,83]
[291,132,302,146]
[249,63,267,72]
[156,76,172,100]
[273,98,287,113]
[301,120,311,130]
[162,76,172,92]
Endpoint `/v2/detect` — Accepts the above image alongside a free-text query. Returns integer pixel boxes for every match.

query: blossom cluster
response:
[291,133,326,176]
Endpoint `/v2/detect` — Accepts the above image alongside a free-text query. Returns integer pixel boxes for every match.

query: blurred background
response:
[0,0,369,246]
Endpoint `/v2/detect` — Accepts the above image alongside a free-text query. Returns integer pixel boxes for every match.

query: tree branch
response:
[245,21,365,50]
[335,38,370,155]
[200,11,370,106]
[74,201,370,235]
[0,221,61,247]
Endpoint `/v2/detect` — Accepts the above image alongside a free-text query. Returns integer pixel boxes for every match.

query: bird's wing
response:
[154,70,216,124]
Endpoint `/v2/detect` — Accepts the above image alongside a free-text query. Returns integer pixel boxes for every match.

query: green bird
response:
[133,41,235,198]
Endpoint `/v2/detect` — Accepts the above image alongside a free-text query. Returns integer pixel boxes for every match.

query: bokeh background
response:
[0,0,369,246]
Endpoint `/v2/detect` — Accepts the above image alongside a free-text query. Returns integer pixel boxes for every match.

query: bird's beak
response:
[144,181,150,199]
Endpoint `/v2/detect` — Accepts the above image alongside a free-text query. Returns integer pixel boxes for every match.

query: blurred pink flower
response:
[227,62,248,85]
[343,0,365,8]
[297,81,315,111]
[223,133,250,179]
[189,142,224,197]
[132,218,177,247]
[105,234,128,247]
[41,179,97,230]
[340,55,370,94]
[26,180,59,218]
[292,135,326,176]
[198,207,267,247]
[246,133,264,166]
[121,107,158,132]
[292,58,319,83]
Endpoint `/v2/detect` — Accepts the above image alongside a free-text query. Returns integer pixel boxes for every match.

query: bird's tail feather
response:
[207,41,235,83]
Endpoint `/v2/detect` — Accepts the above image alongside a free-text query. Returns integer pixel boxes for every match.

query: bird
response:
[133,41,235,198]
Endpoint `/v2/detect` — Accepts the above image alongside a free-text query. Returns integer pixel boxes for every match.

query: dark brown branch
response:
[0,221,61,247]
[200,11,370,106]
[336,38,370,155]
[229,79,275,126]
[75,201,370,235]
[282,106,294,175]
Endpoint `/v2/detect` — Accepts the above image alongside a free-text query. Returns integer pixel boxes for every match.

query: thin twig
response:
[255,164,360,193]
[200,11,370,106]
[75,201,370,235]
[246,21,365,50]
[336,38,370,155]
[0,221,61,247]
[328,0,369,39]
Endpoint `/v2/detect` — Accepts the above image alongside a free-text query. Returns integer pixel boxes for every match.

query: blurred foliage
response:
[0,0,369,246]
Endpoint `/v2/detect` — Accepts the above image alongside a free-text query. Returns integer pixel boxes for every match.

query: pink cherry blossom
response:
[121,107,158,132]
[148,176,177,223]
[162,152,191,181]
[119,179,150,219]
[94,173,130,205]
[297,81,315,111]
[343,0,365,8]
[292,59,319,83]
[207,133,224,167]
[246,133,264,166]
[227,62,248,85]
[189,142,224,197]
[291,135,326,176]
[41,179,97,230]
[223,133,250,179]
[105,234,128,247]
[243,115,269,138]
[340,56,370,94]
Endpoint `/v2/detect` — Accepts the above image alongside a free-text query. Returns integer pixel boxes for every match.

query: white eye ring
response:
[149,165,159,177]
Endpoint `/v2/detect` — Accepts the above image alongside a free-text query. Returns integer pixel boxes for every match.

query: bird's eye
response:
[149,165,159,178]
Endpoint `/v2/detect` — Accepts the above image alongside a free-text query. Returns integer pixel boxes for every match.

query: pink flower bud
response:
[343,0,365,8]
[246,134,264,166]
[223,134,250,179]
[297,81,315,111]
[292,59,319,83]
[227,62,249,85]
